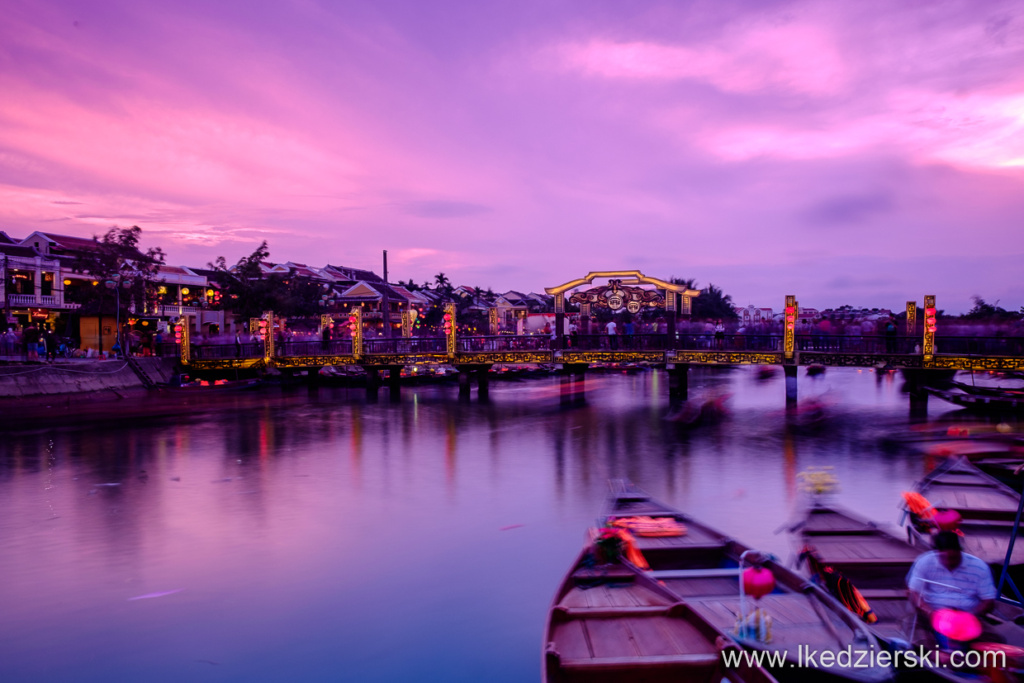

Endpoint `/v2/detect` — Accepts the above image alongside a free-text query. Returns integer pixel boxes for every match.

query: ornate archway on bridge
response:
[544,271,700,344]
[545,270,699,313]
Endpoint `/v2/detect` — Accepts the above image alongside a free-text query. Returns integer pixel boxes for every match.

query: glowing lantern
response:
[181,288,190,295]
[742,567,776,600]
[925,307,937,334]
[785,306,796,331]
[63,279,71,286]
[932,609,981,642]
[206,289,214,297]
[934,509,962,531]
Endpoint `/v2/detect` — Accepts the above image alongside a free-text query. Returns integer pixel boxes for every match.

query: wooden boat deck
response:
[797,503,1024,664]
[545,550,780,683]
[916,458,1022,520]
[602,486,891,682]
[947,521,1024,567]
[690,593,859,653]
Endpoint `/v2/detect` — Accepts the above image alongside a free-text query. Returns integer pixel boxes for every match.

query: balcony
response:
[7,294,37,306]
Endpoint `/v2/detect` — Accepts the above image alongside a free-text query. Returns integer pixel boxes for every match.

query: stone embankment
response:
[0,358,178,398]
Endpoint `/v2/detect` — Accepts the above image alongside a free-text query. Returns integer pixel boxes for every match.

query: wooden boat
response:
[904,457,1021,523]
[927,382,1024,414]
[793,502,1024,681]
[914,437,1024,493]
[543,542,779,683]
[791,503,924,644]
[902,457,1024,590]
[605,482,892,682]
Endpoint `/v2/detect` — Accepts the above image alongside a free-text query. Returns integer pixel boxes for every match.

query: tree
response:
[670,277,738,321]
[962,296,1015,322]
[432,272,454,301]
[72,226,166,318]
[208,241,282,320]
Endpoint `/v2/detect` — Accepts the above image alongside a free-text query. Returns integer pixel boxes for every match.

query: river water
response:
[0,367,1012,682]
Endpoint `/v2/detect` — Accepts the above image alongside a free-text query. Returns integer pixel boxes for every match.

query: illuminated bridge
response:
[168,274,1023,405]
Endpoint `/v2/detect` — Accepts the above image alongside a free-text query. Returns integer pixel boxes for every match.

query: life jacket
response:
[799,545,877,624]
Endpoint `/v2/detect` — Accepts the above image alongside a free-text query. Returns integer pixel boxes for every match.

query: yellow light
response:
[63,279,71,286]
[91,280,98,286]
[206,289,214,297]
[181,288,190,295]
[158,286,167,294]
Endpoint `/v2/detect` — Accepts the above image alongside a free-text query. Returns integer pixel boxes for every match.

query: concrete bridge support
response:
[457,365,492,401]
[667,364,688,402]
[902,369,932,419]
[477,366,490,401]
[784,365,798,408]
[560,364,588,407]
[365,367,380,403]
[386,366,402,402]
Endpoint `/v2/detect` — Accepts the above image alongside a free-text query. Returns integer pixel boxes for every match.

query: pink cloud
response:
[557,18,848,96]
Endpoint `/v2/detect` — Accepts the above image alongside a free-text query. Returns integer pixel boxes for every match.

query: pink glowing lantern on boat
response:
[934,510,962,531]
[742,567,775,600]
[932,609,982,642]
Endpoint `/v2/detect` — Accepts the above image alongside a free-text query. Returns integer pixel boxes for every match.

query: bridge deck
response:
[179,333,1024,372]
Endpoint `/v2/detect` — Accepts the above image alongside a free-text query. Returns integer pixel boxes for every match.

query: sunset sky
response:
[1,0,1022,313]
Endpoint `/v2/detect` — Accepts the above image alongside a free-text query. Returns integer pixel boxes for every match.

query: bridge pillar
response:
[365,367,380,402]
[668,364,688,402]
[477,366,491,401]
[458,367,473,399]
[784,365,798,407]
[561,364,587,407]
[386,366,402,402]
[902,369,931,419]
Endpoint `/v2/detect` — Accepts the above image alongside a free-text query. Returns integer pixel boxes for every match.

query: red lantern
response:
[742,567,775,600]
[934,509,962,531]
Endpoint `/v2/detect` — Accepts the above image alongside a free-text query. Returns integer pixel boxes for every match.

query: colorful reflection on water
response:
[0,367,1009,682]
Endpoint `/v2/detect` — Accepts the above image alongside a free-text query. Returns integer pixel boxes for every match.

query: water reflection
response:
[0,368,1017,682]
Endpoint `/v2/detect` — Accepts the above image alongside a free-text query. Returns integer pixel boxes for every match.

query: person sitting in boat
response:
[907,531,996,642]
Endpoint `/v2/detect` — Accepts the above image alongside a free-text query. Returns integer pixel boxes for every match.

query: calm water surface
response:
[0,367,1008,682]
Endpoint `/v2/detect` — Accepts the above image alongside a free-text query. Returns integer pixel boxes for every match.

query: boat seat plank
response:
[651,568,741,579]
[660,577,738,598]
[857,589,909,599]
[558,606,673,618]
[559,582,671,610]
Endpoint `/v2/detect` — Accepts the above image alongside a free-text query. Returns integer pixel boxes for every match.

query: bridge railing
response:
[277,339,354,357]
[456,335,551,352]
[363,337,447,355]
[934,336,1024,357]
[676,334,783,352]
[189,342,265,359]
[568,334,672,351]
[793,335,916,354]
[180,333,1024,363]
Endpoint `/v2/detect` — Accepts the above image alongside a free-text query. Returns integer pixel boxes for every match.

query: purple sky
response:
[1,0,1022,313]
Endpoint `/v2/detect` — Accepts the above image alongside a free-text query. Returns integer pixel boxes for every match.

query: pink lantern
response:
[742,567,776,600]
[932,609,981,642]
[934,510,962,531]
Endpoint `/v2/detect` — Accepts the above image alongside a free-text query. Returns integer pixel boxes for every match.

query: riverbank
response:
[0,358,178,398]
